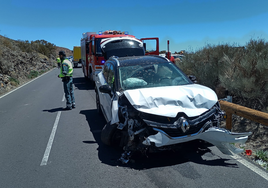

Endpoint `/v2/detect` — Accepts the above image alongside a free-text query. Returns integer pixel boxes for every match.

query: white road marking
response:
[0,68,56,100]
[62,94,65,102]
[231,153,268,181]
[40,111,61,166]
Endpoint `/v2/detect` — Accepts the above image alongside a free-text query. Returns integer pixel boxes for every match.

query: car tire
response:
[88,69,95,86]
[96,92,102,116]
[101,122,117,146]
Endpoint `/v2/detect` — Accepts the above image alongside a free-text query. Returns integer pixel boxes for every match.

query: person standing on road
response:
[58,51,75,110]
[56,57,61,68]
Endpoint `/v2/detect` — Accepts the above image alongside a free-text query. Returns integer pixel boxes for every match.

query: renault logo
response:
[173,117,190,133]
[181,119,190,133]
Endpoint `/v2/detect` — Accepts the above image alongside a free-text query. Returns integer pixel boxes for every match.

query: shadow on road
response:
[80,109,123,167]
[73,64,82,69]
[73,77,95,90]
[126,141,238,170]
[43,107,63,113]
[80,109,238,170]
[42,76,93,113]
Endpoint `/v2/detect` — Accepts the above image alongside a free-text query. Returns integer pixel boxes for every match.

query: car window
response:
[103,63,110,82]
[107,64,115,91]
[119,62,191,90]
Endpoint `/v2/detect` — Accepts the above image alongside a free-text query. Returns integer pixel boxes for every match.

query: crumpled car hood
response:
[123,84,218,117]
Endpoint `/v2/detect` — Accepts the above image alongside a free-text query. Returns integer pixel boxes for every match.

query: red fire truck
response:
[80,30,159,82]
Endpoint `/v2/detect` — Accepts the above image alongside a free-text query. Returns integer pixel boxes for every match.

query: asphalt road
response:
[0,66,267,188]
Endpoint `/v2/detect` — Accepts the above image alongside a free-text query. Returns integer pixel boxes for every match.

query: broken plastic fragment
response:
[246,149,252,156]
[119,151,132,164]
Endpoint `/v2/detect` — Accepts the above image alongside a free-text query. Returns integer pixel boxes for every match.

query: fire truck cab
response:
[81,30,159,82]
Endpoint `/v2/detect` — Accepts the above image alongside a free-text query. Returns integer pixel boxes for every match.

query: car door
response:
[102,63,116,122]
[97,63,109,121]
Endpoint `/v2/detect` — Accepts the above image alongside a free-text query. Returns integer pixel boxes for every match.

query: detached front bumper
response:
[143,127,252,155]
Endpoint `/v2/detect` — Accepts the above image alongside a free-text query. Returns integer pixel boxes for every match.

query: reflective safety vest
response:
[58,59,73,78]
[56,57,61,63]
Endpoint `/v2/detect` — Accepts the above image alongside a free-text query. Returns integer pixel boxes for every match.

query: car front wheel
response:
[101,122,117,146]
[96,92,102,115]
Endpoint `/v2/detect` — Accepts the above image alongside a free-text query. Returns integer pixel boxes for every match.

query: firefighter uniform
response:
[58,51,75,110]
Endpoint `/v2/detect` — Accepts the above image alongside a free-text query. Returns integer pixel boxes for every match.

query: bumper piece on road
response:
[144,127,252,155]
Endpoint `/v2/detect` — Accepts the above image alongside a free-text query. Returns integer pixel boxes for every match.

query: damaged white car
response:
[95,55,251,163]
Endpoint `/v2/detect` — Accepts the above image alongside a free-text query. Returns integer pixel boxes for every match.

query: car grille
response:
[156,120,208,137]
[143,107,217,137]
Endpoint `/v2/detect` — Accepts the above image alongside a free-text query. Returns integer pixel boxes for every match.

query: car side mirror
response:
[188,75,197,83]
[99,85,112,94]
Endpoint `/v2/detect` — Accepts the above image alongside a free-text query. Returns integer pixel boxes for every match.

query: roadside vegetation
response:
[254,150,268,170]
[17,39,56,57]
[178,39,268,112]
[177,38,268,170]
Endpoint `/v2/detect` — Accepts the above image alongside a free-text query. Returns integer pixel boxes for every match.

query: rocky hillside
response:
[55,46,73,57]
[0,35,72,95]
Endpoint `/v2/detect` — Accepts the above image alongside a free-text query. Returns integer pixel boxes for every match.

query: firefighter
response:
[58,51,75,110]
[165,52,175,64]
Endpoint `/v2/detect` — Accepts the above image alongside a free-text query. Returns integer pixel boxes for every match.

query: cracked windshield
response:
[119,62,190,90]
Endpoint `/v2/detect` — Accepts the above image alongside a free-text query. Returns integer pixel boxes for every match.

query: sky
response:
[0,0,268,52]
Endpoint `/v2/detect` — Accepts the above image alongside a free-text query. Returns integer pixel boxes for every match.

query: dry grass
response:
[179,39,268,110]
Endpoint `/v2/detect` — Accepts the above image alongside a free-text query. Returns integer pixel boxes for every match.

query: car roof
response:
[108,55,170,68]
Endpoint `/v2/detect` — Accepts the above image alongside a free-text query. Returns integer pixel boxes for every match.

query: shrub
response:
[34,40,56,57]
[179,39,268,108]
[179,44,234,89]
[39,70,46,74]
[17,40,33,53]
[27,70,39,79]
[255,150,268,162]
[9,77,19,86]
[1,37,13,49]
[219,39,268,106]
[16,39,56,57]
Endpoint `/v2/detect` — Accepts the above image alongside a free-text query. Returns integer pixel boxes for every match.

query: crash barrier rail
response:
[219,100,268,130]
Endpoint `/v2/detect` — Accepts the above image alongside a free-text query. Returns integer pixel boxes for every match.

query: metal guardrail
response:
[219,100,268,130]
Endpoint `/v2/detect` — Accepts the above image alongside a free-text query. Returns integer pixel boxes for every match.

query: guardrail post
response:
[219,100,268,129]
[226,112,232,130]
